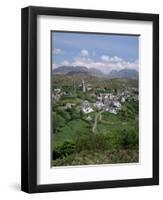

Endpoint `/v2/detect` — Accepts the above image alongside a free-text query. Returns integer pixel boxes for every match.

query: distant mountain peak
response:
[53,65,104,77]
[109,69,138,79]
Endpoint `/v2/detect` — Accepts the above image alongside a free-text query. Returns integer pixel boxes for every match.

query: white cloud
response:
[80,49,89,57]
[53,51,138,74]
[53,60,70,69]
[109,56,123,62]
[52,63,58,70]
[61,60,70,66]
[101,55,109,62]
[101,55,123,62]
[52,48,63,55]
[70,55,138,74]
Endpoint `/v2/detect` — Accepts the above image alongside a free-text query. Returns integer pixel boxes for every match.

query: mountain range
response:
[53,66,104,77]
[53,65,138,79]
[109,69,138,79]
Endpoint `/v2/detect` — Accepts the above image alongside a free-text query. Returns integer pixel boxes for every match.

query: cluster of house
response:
[52,88,63,101]
[81,88,138,115]
[81,96,122,115]
[52,81,138,115]
[52,80,91,101]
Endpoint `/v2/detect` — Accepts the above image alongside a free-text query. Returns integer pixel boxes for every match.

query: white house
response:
[54,88,61,93]
[120,96,125,103]
[82,106,94,114]
[82,100,94,114]
[94,101,104,110]
[108,107,118,114]
[113,101,121,109]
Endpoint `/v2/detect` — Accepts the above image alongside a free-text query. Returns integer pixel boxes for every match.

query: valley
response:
[52,69,139,166]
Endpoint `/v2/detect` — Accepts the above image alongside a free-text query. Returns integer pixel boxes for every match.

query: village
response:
[52,79,138,116]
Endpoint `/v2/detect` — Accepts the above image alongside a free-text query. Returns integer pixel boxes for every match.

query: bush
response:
[58,110,71,122]
[75,133,110,152]
[118,100,138,120]
[52,148,139,166]
[116,128,138,148]
[53,141,75,160]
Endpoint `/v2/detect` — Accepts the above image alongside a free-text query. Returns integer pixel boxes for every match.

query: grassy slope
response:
[53,112,138,147]
[53,119,91,147]
[97,112,138,135]
[52,75,139,166]
[52,111,139,166]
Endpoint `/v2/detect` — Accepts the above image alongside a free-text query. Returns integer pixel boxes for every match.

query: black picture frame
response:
[21,6,159,193]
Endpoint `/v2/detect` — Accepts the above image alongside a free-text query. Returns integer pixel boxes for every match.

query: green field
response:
[52,119,91,147]
[52,75,139,166]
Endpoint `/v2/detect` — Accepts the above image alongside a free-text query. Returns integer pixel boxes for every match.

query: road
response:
[92,110,104,133]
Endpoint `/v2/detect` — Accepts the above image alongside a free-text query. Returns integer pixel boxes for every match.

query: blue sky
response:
[52,31,139,74]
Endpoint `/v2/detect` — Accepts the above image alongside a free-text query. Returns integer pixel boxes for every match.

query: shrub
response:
[118,100,138,120]
[116,128,138,148]
[53,141,75,160]
[58,110,71,122]
[75,133,110,152]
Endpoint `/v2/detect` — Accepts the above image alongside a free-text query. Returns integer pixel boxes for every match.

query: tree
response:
[52,112,66,133]
[58,110,71,122]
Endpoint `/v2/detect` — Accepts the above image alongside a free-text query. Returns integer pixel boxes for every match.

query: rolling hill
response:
[53,66,138,79]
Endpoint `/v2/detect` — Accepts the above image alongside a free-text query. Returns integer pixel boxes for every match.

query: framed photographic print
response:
[21,6,159,193]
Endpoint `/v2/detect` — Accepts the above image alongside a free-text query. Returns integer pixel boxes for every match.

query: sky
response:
[52,31,139,74]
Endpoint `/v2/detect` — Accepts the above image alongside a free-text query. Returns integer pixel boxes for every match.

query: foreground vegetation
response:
[52,75,139,166]
[52,148,138,166]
